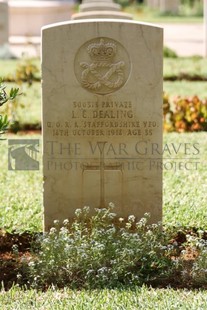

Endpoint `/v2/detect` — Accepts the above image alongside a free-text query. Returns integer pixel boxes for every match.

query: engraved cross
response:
[82,142,123,208]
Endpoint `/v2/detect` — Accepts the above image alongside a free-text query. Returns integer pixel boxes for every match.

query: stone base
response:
[8,0,75,37]
[80,2,121,12]
[72,11,132,20]
[0,43,17,59]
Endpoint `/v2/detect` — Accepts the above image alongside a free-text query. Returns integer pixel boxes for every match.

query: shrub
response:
[191,238,207,285]
[15,59,39,86]
[163,93,207,132]
[179,232,207,286]
[163,46,178,58]
[25,205,176,289]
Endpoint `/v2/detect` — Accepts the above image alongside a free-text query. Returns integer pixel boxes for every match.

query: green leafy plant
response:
[3,59,39,131]
[26,205,176,289]
[163,46,178,58]
[0,81,19,106]
[0,80,19,138]
[0,115,9,137]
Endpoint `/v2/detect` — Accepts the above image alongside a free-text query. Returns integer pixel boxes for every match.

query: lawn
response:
[1,53,207,306]
[2,57,207,81]
[0,55,206,231]
[124,4,203,23]
[0,131,206,233]
[1,57,207,130]
[1,80,206,131]
[1,285,207,309]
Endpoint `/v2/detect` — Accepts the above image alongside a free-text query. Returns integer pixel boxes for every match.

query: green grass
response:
[2,56,207,81]
[1,285,207,309]
[2,80,206,131]
[0,58,41,81]
[0,82,41,130]
[1,42,207,306]
[0,135,42,232]
[0,63,207,304]
[0,132,206,232]
[1,57,207,129]
[124,5,203,23]
[2,80,206,129]
[4,82,41,126]
[164,57,207,80]
[163,132,207,228]
[1,80,205,130]
[164,81,207,98]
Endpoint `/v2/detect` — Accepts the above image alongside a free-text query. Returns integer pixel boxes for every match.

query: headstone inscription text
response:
[42,20,163,230]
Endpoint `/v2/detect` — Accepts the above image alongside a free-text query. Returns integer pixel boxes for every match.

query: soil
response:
[0,230,40,290]
[1,229,207,291]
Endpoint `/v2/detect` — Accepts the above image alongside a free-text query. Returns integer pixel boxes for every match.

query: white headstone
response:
[160,0,179,14]
[42,18,163,230]
[146,0,160,9]
[0,1,16,59]
[204,0,207,57]
[0,1,9,45]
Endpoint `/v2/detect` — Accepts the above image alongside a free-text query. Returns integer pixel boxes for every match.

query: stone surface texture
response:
[42,19,163,230]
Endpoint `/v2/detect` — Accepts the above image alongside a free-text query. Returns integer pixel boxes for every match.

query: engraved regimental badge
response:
[74,37,131,95]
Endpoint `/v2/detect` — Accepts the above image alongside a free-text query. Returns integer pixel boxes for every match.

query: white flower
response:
[49,227,57,234]
[63,219,69,226]
[128,215,135,223]
[109,202,115,209]
[53,219,59,225]
[75,209,82,216]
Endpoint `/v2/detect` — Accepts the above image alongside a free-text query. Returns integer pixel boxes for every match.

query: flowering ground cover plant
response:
[1,205,207,291]
[25,205,176,289]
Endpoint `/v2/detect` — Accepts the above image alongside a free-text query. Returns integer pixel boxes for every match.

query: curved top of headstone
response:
[72,0,132,20]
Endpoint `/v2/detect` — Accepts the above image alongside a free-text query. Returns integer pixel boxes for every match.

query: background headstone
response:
[146,0,160,9]
[42,19,163,230]
[72,0,132,20]
[147,0,179,13]
[8,0,75,37]
[160,0,179,14]
[204,0,207,57]
[0,0,8,45]
[0,0,16,59]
